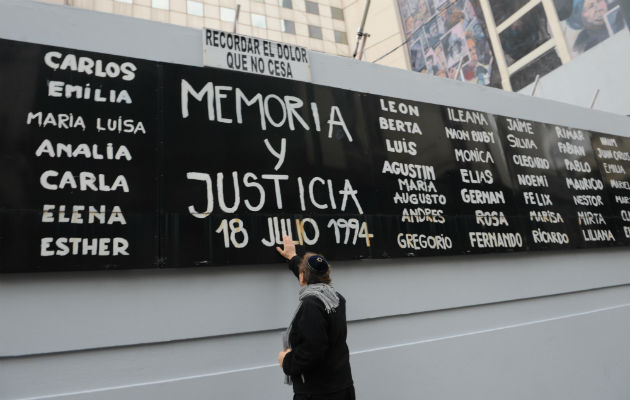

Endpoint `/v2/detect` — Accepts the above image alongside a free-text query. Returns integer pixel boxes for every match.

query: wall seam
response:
[2,283,627,360]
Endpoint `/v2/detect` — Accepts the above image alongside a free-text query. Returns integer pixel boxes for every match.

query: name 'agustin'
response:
[180,79,354,142]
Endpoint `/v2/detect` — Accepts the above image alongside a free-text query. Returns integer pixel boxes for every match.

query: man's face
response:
[299,271,307,286]
[582,0,607,28]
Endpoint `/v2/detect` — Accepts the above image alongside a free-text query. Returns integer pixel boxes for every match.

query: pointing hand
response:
[275,235,297,260]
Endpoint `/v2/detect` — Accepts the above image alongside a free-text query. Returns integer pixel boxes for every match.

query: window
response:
[252,13,267,28]
[115,0,133,4]
[279,0,293,8]
[282,20,296,34]
[331,6,344,20]
[509,49,562,91]
[334,30,347,44]
[152,0,169,10]
[220,7,236,22]
[499,4,551,65]
[187,0,203,16]
[305,1,319,15]
[489,0,530,25]
[308,25,323,39]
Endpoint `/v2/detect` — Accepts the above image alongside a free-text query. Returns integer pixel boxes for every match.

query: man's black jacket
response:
[282,256,354,395]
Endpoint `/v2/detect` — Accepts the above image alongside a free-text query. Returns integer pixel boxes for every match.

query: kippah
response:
[306,255,329,274]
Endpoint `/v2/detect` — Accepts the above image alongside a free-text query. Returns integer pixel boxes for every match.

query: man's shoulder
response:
[301,291,346,310]
[301,295,325,308]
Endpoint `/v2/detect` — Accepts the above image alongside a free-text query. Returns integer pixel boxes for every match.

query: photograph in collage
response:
[555,0,629,56]
[397,0,500,87]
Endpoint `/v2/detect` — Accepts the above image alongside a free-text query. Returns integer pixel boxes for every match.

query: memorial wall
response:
[1,37,629,272]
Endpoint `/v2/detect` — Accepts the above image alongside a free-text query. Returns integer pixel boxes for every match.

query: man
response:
[276,235,355,400]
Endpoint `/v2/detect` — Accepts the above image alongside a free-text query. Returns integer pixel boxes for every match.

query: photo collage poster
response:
[397,0,501,87]
[555,0,629,57]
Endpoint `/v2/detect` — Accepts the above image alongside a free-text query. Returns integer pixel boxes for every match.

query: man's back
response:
[283,294,353,395]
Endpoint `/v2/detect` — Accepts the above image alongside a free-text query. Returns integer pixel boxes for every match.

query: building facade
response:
[39,0,352,56]
[40,0,630,103]
[394,0,630,92]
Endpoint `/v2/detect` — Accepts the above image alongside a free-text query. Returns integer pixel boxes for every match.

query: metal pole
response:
[358,33,370,60]
[233,4,241,34]
[455,56,464,79]
[590,89,600,109]
[530,74,540,96]
[352,0,371,58]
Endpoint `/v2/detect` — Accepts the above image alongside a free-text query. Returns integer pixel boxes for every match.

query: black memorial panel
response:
[0,37,628,272]
[543,124,619,248]
[590,132,630,245]
[496,116,577,250]
[0,38,159,271]
[363,96,463,257]
[442,107,527,254]
[160,63,378,266]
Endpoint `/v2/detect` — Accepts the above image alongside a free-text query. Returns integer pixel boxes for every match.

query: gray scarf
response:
[282,283,340,384]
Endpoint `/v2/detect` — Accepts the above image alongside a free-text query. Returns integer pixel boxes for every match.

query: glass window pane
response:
[510,48,562,91]
[252,13,267,28]
[305,1,319,15]
[282,19,296,34]
[499,4,551,65]
[220,7,236,22]
[279,0,293,8]
[489,0,530,25]
[187,0,203,16]
[334,30,348,44]
[152,0,169,10]
[308,25,323,39]
[331,6,344,20]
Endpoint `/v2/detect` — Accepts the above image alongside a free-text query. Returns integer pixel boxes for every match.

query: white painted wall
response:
[0,1,629,399]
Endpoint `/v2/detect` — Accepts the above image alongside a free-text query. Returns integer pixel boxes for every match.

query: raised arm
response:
[276,235,301,279]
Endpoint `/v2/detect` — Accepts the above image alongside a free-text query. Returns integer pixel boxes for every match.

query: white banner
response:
[203,29,311,82]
